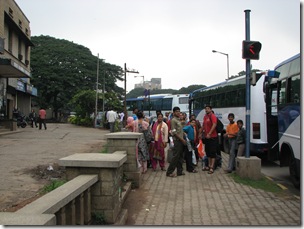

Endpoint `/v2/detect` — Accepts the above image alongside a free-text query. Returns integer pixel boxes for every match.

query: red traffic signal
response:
[242,40,262,60]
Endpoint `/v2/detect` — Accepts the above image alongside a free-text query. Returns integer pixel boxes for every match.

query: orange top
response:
[226,122,238,138]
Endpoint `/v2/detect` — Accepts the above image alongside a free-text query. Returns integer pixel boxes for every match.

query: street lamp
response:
[95,53,99,128]
[134,75,145,88]
[124,63,139,125]
[212,50,230,80]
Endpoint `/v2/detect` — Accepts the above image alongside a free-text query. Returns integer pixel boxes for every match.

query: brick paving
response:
[127,152,301,226]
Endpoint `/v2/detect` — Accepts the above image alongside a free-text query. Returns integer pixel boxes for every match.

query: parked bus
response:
[126,93,189,117]
[264,53,300,188]
[189,74,268,155]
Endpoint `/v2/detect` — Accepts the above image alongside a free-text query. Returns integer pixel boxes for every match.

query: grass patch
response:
[42,180,66,193]
[100,143,108,154]
[229,173,283,193]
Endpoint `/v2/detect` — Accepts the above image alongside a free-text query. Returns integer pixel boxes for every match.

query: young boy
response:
[236,120,246,156]
[224,113,238,173]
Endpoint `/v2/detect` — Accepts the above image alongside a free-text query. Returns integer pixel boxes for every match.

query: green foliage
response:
[30,35,124,119]
[91,212,106,225]
[42,180,66,193]
[69,90,96,118]
[230,173,282,193]
[68,115,93,126]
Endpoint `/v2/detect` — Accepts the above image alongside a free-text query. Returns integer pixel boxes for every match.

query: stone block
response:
[236,156,262,180]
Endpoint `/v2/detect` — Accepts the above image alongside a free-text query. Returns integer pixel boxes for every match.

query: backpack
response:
[209,115,224,134]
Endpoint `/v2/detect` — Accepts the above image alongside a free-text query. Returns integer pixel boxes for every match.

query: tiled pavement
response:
[125,152,301,226]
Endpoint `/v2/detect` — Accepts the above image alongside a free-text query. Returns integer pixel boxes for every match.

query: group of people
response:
[122,105,246,177]
[28,108,47,130]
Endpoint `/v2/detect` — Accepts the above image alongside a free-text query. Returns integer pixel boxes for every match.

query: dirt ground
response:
[3,139,145,224]
[2,140,104,213]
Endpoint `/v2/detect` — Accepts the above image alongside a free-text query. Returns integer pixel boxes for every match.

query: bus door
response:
[265,82,279,161]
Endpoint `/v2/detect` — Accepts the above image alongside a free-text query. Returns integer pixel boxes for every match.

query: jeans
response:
[109,122,115,133]
[227,137,237,171]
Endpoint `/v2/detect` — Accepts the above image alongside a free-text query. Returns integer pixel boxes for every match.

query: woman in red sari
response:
[151,113,168,171]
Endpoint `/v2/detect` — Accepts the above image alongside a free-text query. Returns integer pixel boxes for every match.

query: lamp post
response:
[124,63,139,125]
[212,50,230,80]
[95,53,99,128]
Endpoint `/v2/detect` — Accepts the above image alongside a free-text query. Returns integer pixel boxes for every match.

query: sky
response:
[15,0,300,92]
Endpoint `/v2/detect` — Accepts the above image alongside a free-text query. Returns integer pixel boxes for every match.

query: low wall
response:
[105,132,142,187]
[0,131,141,225]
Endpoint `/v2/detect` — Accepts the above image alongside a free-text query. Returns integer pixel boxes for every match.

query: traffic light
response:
[242,40,262,60]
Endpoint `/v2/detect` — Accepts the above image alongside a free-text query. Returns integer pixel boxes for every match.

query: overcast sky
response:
[15,0,300,92]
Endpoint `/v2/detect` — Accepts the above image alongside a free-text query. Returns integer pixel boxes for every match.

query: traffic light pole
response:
[244,9,251,158]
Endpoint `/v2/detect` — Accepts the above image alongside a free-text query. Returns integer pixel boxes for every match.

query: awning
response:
[0,58,31,78]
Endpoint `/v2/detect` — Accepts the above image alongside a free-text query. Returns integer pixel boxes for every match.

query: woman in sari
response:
[151,113,168,171]
[130,110,151,174]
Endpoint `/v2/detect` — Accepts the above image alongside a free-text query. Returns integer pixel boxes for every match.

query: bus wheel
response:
[289,153,300,189]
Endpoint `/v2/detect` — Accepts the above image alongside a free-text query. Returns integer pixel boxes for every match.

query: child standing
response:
[236,120,246,156]
[224,113,239,173]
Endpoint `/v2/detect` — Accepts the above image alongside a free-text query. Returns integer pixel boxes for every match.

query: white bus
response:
[264,53,300,188]
[126,93,189,118]
[189,74,268,155]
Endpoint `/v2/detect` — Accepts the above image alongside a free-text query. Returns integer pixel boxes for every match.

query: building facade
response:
[0,0,36,125]
[134,78,162,90]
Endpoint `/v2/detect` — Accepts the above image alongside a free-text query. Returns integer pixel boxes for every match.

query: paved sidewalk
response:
[124,152,301,226]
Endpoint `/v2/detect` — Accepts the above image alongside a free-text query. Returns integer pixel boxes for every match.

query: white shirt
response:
[107,110,117,123]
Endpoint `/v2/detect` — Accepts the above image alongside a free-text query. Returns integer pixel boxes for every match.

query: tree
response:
[30,35,124,119]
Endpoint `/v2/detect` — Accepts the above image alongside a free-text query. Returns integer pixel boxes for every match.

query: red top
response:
[39,109,46,119]
[203,113,218,138]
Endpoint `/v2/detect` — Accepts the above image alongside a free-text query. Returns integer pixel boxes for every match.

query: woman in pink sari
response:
[151,113,168,171]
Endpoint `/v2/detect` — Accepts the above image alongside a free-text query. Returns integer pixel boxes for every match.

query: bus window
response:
[278,79,286,104]
[178,97,188,104]
[290,75,300,103]
[162,98,173,111]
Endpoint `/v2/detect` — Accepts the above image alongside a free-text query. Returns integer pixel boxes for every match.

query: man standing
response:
[166,106,186,177]
[200,105,217,174]
[38,107,47,130]
[106,108,118,133]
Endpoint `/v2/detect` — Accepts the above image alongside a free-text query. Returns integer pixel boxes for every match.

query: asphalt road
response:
[0,123,109,211]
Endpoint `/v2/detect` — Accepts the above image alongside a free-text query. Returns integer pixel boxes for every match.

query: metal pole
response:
[95,53,99,128]
[244,9,251,158]
[226,54,230,80]
[124,63,127,126]
[103,70,105,113]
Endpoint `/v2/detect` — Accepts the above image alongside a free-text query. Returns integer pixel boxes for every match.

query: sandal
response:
[208,168,214,174]
[202,167,210,171]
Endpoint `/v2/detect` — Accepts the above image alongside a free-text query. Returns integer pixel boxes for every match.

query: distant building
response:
[0,0,36,123]
[135,78,162,90]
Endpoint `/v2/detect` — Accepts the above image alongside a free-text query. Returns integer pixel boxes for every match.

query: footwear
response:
[177,172,185,176]
[224,169,232,174]
[161,168,166,171]
[190,170,198,173]
[166,173,176,178]
[202,167,210,171]
[208,168,214,174]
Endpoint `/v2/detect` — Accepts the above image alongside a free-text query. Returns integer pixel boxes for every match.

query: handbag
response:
[192,150,197,165]
[197,139,205,158]
[167,148,174,163]
[143,127,153,144]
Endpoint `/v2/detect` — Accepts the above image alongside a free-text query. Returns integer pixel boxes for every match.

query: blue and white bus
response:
[126,93,189,117]
[189,74,268,155]
[264,53,300,188]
